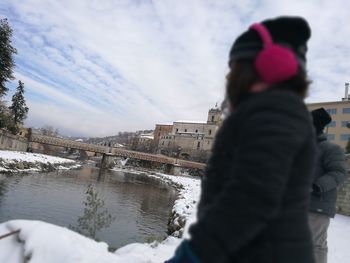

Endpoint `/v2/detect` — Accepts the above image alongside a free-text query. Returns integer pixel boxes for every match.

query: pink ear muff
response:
[250,23,298,85]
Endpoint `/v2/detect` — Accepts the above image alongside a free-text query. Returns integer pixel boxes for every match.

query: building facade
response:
[157,107,221,161]
[129,133,154,153]
[153,124,173,150]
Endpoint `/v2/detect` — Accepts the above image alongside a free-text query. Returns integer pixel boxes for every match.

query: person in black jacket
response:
[309,108,347,263]
[166,16,315,263]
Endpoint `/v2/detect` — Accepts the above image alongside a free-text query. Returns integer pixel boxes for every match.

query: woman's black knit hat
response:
[311,108,332,134]
[229,16,311,66]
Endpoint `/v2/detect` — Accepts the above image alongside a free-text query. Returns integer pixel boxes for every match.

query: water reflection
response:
[0,167,177,248]
[70,184,115,240]
[0,177,8,207]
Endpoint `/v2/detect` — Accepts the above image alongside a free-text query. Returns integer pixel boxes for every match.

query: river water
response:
[0,166,177,249]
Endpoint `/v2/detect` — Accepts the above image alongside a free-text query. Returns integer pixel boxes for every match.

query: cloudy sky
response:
[0,0,349,137]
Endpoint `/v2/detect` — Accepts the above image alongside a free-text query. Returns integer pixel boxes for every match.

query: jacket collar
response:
[317,133,327,142]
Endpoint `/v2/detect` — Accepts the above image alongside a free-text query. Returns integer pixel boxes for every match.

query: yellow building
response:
[307,86,350,149]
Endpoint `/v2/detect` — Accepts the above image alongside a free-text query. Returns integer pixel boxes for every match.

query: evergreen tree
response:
[9,80,29,125]
[0,101,13,129]
[0,18,17,97]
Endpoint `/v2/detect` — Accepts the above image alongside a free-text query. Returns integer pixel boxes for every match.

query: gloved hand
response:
[164,240,201,263]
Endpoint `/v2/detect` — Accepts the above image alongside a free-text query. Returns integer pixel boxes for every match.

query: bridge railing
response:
[30,134,107,153]
[112,148,175,164]
[112,148,205,169]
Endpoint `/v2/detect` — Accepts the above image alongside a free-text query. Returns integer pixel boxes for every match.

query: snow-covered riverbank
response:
[0,168,349,263]
[0,150,80,173]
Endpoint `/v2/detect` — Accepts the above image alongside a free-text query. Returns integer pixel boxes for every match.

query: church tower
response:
[207,103,221,125]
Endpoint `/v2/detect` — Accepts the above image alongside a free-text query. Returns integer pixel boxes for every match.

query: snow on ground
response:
[0,169,349,263]
[0,171,199,263]
[0,150,78,172]
[328,214,350,262]
[0,150,75,164]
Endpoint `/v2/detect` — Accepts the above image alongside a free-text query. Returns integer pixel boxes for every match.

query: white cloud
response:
[16,73,103,114]
[26,101,141,137]
[1,0,349,136]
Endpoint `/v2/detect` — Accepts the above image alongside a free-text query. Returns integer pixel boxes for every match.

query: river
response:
[0,166,177,249]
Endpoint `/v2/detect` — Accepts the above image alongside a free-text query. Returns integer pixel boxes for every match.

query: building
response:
[153,124,173,150]
[307,83,350,149]
[207,107,222,125]
[18,127,30,138]
[157,107,222,161]
[129,132,154,153]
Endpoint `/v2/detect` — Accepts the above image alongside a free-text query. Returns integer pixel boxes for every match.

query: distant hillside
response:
[30,126,153,147]
[83,130,154,146]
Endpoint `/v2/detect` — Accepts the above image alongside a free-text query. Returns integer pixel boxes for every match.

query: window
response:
[342,121,350,127]
[195,129,198,133]
[327,134,335,141]
[197,142,201,149]
[209,129,212,135]
[340,134,350,141]
[162,141,164,145]
[211,115,214,122]
[326,108,337,115]
[343,108,350,114]
[185,129,187,132]
[208,140,210,145]
[176,128,178,132]
[327,121,336,127]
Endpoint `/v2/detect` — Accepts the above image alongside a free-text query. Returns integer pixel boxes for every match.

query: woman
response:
[166,16,316,263]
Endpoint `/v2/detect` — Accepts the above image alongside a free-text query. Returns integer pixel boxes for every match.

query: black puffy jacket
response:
[310,133,347,217]
[189,88,316,263]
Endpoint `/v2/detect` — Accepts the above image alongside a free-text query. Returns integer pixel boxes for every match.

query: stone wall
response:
[0,129,28,152]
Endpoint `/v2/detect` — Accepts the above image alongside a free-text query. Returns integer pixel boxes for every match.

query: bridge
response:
[30,134,206,171]
[30,134,107,153]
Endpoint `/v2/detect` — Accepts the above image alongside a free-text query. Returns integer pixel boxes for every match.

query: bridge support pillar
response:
[165,164,182,176]
[101,153,114,169]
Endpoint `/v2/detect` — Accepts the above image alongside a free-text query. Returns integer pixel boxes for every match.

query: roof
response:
[174,120,206,124]
[156,123,173,126]
[139,134,154,140]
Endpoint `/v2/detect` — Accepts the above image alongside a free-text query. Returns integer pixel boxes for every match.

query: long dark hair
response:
[226,59,310,108]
